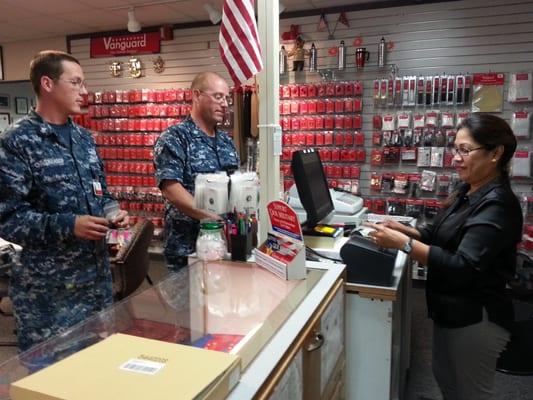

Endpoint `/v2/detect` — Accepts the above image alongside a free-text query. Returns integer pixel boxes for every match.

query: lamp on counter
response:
[127,7,141,33]
[204,3,222,25]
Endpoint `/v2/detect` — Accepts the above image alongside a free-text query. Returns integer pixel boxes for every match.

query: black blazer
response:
[419,178,523,329]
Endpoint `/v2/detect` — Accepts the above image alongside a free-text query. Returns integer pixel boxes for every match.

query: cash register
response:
[289,149,402,287]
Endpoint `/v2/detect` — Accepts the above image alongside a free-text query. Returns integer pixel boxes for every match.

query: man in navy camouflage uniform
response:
[154,72,239,271]
[0,51,128,351]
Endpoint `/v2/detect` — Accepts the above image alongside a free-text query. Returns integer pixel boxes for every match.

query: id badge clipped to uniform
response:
[92,181,103,196]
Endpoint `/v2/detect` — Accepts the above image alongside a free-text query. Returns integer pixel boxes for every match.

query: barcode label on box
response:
[119,358,165,375]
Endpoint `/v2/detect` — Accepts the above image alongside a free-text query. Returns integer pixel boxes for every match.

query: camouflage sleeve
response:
[154,129,186,188]
[0,138,76,246]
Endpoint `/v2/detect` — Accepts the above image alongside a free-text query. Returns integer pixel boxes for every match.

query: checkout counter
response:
[312,219,413,400]
[0,260,345,400]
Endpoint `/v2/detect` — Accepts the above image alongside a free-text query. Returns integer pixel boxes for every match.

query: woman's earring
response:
[492,158,497,162]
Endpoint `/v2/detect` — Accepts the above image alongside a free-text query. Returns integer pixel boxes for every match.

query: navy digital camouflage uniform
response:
[0,110,115,351]
[154,115,239,271]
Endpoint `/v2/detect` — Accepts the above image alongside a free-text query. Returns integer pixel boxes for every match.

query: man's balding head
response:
[190,72,227,92]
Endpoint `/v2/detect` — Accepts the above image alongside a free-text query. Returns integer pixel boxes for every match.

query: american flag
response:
[219,0,263,86]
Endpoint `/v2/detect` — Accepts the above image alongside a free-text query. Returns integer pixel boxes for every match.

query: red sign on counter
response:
[267,201,303,241]
[90,32,160,58]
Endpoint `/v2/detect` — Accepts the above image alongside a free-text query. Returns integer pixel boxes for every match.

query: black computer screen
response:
[291,149,334,228]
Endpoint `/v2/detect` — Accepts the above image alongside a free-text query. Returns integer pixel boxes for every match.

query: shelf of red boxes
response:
[87,88,194,233]
[279,81,364,194]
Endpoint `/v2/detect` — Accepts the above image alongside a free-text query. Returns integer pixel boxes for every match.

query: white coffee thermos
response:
[309,43,318,72]
[338,40,346,70]
[378,37,386,68]
[279,45,288,75]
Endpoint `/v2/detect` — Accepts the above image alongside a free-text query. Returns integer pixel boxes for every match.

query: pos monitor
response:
[291,149,334,228]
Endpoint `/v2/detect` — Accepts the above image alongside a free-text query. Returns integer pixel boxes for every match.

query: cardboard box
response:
[10,333,241,400]
[253,201,306,280]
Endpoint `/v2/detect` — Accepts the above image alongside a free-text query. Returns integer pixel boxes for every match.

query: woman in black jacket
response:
[366,114,523,400]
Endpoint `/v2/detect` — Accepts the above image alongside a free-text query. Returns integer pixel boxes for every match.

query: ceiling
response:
[0,0,403,44]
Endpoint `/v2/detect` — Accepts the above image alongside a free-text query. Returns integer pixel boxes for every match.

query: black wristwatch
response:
[402,238,413,254]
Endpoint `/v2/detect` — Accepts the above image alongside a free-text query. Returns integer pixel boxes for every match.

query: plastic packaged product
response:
[508,72,532,103]
[471,73,504,112]
[511,111,531,138]
[420,170,437,192]
[511,150,531,177]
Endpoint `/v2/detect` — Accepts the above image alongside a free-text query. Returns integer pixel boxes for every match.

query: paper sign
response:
[267,201,303,241]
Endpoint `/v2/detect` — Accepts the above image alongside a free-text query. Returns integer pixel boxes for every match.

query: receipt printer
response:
[340,235,397,286]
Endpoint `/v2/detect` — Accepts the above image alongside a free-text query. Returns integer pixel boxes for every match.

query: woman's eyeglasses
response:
[451,146,485,157]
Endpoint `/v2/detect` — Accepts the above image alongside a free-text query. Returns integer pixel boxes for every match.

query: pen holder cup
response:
[230,234,253,261]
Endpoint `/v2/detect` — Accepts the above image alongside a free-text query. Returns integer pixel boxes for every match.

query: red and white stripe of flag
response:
[219,0,263,86]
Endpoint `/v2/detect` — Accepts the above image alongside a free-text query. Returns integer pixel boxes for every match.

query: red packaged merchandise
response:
[315,116,324,130]
[321,148,332,161]
[315,132,324,146]
[335,99,344,113]
[353,98,362,111]
[290,85,299,98]
[371,149,383,166]
[308,100,317,114]
[353,115,362,129]
[324,131,334,145]
[326,82,335,96]
[326,100,335,114]
[324,116,334,130]
[307,116,316,130]
[280,85,291,99]
[290,101,299,114]
[353,81,363,96]
[317,100,326,114]
[354,131,365,146]
[307,84,317,97]
[356,149,366,163]
[334,132,344,146]
[344,82,354,96]
[305,132,315,146]
[344,132,354,146]
[343,116,352,129]
[335,116,344,130]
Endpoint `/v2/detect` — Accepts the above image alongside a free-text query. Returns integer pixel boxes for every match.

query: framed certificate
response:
[15,97,28,114]
[0,46,3,80]
[0,113,10,132]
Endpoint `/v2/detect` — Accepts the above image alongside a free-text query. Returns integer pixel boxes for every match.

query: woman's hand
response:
[364,222,409,250]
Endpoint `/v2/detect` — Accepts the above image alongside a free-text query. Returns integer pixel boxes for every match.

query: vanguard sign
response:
[90,32,160,58]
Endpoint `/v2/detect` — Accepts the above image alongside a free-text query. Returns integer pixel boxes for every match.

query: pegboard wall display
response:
[279,71,533,222]
[78,88,234,241]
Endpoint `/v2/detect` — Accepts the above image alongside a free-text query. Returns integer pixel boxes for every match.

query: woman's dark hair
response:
[456,114,517,181]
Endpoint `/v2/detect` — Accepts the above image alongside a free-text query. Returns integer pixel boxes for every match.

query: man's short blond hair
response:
[190,72,227,91]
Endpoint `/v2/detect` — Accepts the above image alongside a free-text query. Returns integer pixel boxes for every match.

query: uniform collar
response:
[27,109,75,138]
[184,115,220,139]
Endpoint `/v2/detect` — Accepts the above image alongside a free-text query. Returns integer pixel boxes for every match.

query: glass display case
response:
[0,260,332,399]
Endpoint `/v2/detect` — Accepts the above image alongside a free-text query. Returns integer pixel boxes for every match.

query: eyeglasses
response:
[199,90,232,105]
[58,78,87,91]
[451,146,485,157]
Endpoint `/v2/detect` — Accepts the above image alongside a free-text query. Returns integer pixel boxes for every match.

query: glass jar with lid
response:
[196,221,227,261]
